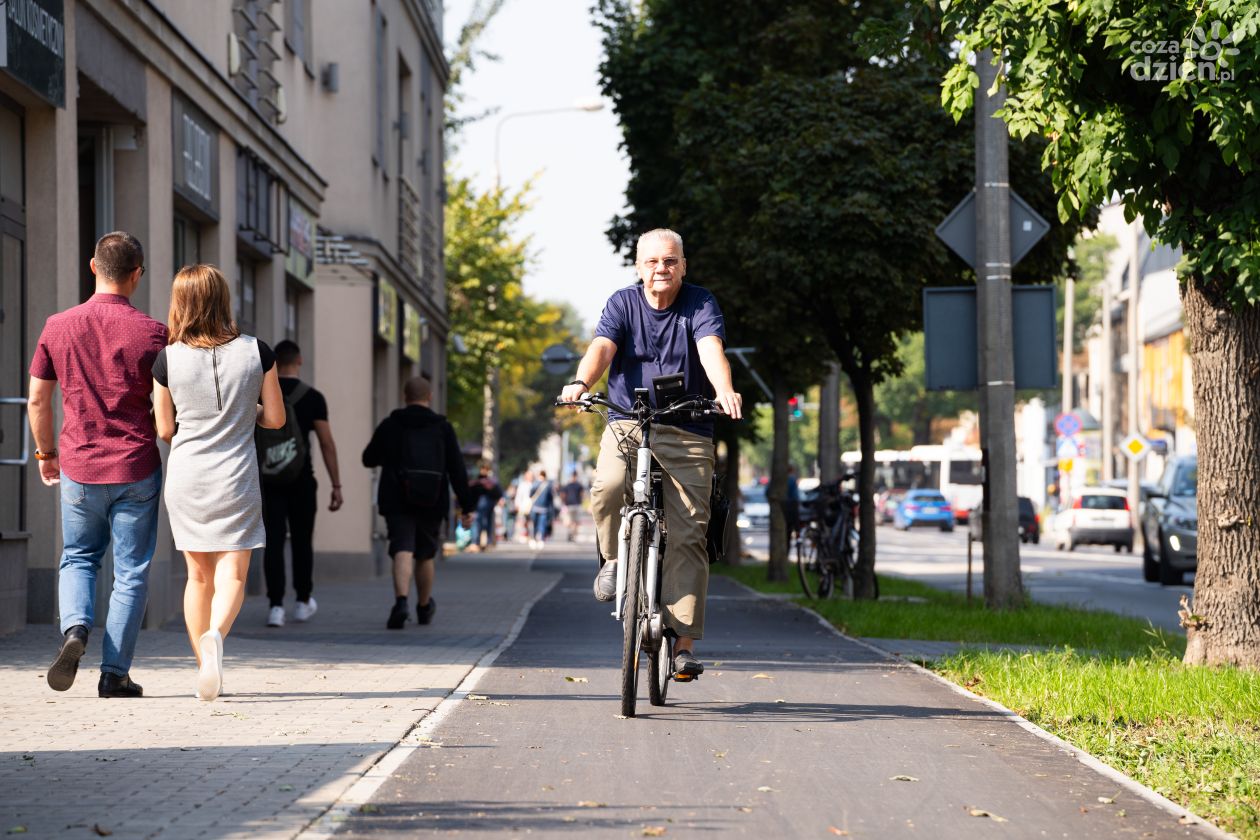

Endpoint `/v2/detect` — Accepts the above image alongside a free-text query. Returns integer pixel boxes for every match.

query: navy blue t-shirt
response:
[594,282,726,436]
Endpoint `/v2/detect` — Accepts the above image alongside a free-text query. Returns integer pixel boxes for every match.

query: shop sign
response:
[403,302,422,361]
[286,198,316,286]
[376,278,398,345]
[172,96,219,218]
[0,0,66,108]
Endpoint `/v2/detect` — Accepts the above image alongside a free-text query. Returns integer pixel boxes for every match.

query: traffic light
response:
[788,395,803,419]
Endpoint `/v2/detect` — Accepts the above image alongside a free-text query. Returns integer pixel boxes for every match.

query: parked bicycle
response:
[796,473,875,600]
[554,389,724,717]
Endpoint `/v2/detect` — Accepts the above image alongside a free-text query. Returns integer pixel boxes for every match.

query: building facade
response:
[0,0,449,634]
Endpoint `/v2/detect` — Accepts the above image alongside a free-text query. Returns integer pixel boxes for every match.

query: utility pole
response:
[1127,219,1142,516]
[1101,273,1113,481]
[1062,276,1074,415]
[818,363,841,482]
[975,49,1023,609]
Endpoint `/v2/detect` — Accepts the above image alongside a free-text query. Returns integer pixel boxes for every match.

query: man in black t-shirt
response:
[262,340,344,628]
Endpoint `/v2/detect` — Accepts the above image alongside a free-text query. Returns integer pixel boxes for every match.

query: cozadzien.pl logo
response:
[1129,20,1241,82]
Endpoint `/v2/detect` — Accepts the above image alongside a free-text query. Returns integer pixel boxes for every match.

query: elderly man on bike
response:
[559,228,742,679]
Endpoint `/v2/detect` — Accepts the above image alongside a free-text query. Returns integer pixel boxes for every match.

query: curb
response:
[295,575,561,839]
[720,574,1236,840]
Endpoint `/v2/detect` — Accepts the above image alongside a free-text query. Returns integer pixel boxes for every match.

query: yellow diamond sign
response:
[1121,434,1150,461]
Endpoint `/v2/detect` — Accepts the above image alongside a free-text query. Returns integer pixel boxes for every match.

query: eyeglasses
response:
[640,257,681,270]
[133,265,146,276]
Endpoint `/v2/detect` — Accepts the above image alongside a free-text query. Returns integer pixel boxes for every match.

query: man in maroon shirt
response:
[28,231,167,698]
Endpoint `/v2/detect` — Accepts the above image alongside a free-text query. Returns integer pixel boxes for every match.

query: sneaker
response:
[47,625,89,692]
[197,629,223,702]
[416,598,436,625]
[593,561,617,602]
[98,672,143,698]
[293,598,317,622]
[267,606,285,627]
[387,601,408,630]
[673,649,704,679]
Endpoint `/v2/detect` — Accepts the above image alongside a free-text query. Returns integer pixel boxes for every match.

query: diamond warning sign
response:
[1120,434,1150,461]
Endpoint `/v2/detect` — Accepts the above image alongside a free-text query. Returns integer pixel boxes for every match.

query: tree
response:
[875,333,978,447]
[941,0,1260,666]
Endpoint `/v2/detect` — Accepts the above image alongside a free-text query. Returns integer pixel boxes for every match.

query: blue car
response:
[895,489,955,532]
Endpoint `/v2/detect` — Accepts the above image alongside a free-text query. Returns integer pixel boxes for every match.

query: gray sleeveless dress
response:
[164,336,266,551]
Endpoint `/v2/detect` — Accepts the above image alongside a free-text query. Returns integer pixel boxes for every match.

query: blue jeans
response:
[58,468,162,677]
[531,509,551,540]
[472,498,496,546]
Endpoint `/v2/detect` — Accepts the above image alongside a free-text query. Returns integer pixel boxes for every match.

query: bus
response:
[841,445,983,523]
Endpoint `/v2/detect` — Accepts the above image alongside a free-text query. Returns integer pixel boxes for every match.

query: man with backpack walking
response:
[258,340,343,628]
[362,376,473,629]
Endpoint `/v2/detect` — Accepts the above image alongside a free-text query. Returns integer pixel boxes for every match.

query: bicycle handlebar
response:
[553,391,725,423]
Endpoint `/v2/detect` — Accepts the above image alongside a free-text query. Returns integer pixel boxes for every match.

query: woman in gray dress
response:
[153,264,286,701]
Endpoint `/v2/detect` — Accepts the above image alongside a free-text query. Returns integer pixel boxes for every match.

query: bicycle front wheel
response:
[621,514,649,717]
[796,528,833,600]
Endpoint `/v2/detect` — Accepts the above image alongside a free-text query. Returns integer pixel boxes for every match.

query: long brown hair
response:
[167,264,241,348]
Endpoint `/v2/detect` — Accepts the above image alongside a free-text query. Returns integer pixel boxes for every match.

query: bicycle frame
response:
[613,426,663,650]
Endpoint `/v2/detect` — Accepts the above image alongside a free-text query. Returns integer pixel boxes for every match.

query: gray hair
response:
[635,228,685,262]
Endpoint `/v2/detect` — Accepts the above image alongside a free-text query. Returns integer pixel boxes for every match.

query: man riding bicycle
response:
[559,229,743,679]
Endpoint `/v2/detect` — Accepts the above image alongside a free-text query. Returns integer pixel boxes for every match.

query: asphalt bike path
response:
[335,552,1220,839]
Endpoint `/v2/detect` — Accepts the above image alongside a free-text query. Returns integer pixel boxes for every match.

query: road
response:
[739,523,1193,633]
[332,548,1213,839]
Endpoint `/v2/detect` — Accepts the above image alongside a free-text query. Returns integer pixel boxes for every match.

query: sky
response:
[443,0,634,334]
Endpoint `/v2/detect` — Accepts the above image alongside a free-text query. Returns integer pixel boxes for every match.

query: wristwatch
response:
[569,379,590,389]
[34,448,57,461]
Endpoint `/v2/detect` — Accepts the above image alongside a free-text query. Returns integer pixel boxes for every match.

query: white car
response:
[737,484,771,530]
[1051,488,1135,552]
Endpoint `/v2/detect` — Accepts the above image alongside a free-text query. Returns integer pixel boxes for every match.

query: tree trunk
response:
[850,364,879,599]
[481,366,500,477]
[767,378,791,582]
[1181,277,1260,668]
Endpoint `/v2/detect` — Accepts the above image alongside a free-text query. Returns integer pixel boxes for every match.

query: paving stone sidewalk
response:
[0,548,559,840]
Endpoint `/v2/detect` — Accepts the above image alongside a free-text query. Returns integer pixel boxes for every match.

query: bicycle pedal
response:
[672,673,697,683]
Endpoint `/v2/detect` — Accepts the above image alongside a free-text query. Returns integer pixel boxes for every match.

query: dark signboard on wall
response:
[0,0,66,108]
[172,96,219,219]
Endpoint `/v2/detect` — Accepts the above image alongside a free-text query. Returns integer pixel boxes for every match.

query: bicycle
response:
[554,389,724,717]
[796,472,869,600]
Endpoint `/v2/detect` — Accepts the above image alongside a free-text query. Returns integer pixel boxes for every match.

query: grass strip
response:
[713,563,1260,838]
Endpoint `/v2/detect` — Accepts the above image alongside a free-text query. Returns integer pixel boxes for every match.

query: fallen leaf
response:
[1178,816,1196,826]
[490,701,511,707]
[467,694,489,701]
[92,826,112,837]
[712,661,723,667]
[562,816,576,823]
[737,807,753,813]
[1098,796,1115,805]
[828,829,850,837]
[279,785,295,792]
[890,775,919,782]
[774,698,786,704]
[7,828,27,836]
[541,785,554,791]
[756,786,777,793]
[969,809,1008,823]
[577,801,606,808]
[1117,809,1127,818]
[751,673,772,680]
[564,676,589,683]
[713,751,727,759]
[642,828,667,837]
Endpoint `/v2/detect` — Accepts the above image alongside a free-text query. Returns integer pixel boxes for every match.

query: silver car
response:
[1141,455,1197,586]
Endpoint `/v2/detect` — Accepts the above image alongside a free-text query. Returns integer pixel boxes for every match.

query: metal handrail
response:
[0,397,29,466]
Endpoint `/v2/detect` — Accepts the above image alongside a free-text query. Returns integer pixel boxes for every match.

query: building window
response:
[235,259,258,335]
[373,8,386,169]
[285,0,313,71]
[173,214,201,273]
[231,0,283,122]
[237,148,283,252]
[285,282,299,342]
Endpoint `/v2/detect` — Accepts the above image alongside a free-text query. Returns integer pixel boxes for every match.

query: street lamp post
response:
[480,98,604,479]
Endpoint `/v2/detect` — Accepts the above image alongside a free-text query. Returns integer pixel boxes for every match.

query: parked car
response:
[737,483,771,530]
[1140,455,1197,585]
[894,489,954,531]
[878,490,906,524]
[1051,487,1134,552]
[965,496,1041,543]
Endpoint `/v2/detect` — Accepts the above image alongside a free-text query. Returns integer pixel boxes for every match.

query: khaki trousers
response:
[590,421,715,639]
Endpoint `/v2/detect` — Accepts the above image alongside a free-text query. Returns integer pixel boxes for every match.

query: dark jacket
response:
[362,404,473,516]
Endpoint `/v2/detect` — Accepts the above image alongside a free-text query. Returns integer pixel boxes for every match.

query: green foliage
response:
[940,0,1260,306]
[746,393,820,478]
[1060,232,1116,355]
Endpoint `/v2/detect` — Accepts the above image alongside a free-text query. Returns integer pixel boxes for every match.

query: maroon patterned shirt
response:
[29,294,168,484]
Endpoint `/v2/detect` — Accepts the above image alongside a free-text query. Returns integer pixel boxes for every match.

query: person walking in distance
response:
[560,471,585,542]
[153,265,287,701]
[259,340,344,628]
[513,470,535,543]
[559,228,743,679]
[529,471,556,550]
[467,464,503,552]
[363,376,473,629]
[29,232,167,698]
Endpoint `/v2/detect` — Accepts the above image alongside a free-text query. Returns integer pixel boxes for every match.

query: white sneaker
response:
[267,606,285,627]
[294,597,317,622]
[197,629,223,702]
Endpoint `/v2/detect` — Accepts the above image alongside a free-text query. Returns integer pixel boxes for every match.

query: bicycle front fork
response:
[612,508,661,627]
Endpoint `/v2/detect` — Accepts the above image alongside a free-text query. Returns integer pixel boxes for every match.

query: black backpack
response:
[256,381,311,485]
[706,472,731,564]
[396,423,447,508]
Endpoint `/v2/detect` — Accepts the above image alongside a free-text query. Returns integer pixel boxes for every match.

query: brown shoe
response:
[47,626,88,692]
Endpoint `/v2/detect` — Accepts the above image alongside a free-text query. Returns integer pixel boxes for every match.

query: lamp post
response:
[480,98,604,479]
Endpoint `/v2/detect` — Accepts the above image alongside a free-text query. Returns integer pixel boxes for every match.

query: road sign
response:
[1058,458,1074,473]
[541,343,581,376]
[1120,434,1151,461]
[1054,411,1081,438]
[923,286,1057,390]
[935,189,1051,269]
[1056,436,1080,458]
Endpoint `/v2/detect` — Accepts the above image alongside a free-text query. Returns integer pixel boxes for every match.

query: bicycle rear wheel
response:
[648,633,672,706]
[796,528,833,600]
[621,514,649,717]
